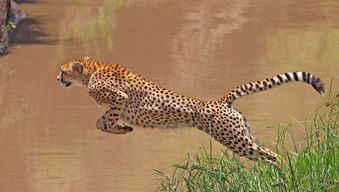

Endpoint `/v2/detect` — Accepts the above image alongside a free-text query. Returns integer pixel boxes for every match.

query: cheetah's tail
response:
[224,71,324,107]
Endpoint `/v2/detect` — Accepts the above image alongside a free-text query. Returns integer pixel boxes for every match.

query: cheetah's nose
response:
[57,72,62,81]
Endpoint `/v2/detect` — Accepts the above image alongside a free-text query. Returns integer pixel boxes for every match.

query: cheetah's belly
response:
[121,103,191,129]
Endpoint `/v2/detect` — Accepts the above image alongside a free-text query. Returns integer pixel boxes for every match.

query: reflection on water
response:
[58,0,119,57]
[263,30,339,68]
[170,0,250,97]
[0,0,339,192]
[58,0,170,58]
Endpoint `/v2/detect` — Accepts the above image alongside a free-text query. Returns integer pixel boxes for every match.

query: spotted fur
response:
[57,57,324,165]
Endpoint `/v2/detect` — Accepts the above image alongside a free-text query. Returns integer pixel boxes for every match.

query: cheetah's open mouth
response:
[64,82,72,87]
[57,71,72,88]
[59,78,72,87]
[59,78,72,88]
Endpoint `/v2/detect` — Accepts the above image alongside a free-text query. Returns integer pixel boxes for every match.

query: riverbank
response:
[0,0,26,55]
[157,94,339,191]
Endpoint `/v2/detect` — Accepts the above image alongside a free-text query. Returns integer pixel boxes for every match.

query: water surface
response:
[0,0,338,191]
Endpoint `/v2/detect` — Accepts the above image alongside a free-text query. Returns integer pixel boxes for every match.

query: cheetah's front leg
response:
[94,93,133,134]
[88,78,132,134]
[96,107,133,134]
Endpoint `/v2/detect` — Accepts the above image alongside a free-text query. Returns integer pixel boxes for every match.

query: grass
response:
[156,93,339,192]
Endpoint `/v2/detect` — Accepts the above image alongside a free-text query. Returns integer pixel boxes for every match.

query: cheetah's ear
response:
[72,63,83,73]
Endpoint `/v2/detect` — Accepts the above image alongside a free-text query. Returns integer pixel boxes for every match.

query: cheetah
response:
[57,57,324,165]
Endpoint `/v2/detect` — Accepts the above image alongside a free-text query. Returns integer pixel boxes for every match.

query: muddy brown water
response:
[0,0,338,191]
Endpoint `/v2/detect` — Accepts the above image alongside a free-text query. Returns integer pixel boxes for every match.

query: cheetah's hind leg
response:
[96,108,133,134]
[246,135,282,169]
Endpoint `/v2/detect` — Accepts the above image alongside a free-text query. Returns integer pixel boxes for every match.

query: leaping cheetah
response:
[57,57,324,165]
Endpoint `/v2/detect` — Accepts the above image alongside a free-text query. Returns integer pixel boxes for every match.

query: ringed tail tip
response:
[312,76,325,96]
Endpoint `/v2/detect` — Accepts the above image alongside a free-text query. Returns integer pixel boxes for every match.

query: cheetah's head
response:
[57,57,91,88]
